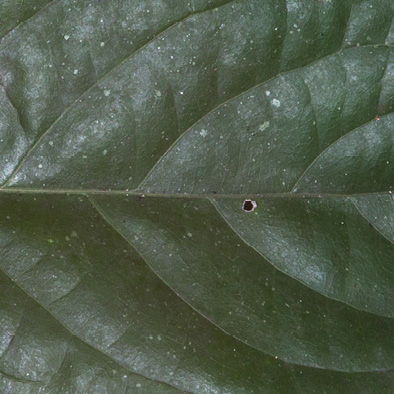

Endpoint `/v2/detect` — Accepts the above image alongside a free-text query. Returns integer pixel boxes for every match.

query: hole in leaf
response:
[242,199,257,212]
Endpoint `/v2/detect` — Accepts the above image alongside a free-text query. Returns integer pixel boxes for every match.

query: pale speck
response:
[38,164,43,169]
[259,121,270,132]
[199,129,208,138]
[136,383,142,388]
[64,35,70,40]
[155,90,162,97]
[73,69,78,75]
[49,141,54,146]
[157,335,162,340]
[180,91,184,95]
[187,232,193,238]
[103,149,108,155]
[265,90,271,96]
[104,89,110,96]
[271,98,281,107]
[100,42,105,47]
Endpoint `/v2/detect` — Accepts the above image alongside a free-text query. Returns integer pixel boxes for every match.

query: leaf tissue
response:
[1,1,394,392]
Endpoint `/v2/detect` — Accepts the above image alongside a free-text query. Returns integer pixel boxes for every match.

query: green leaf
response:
[1,0,394,392]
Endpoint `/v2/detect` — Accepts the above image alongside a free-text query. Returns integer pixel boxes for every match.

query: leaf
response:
[1,0,394,392]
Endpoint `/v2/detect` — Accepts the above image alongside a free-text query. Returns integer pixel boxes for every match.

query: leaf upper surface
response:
[1,0,394,392]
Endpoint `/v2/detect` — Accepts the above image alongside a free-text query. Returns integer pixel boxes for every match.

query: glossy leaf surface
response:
[1,0,394,392]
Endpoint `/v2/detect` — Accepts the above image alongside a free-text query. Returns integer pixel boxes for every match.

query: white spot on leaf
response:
[271,99,281,108]
[259,121,270,132]
[199,129,208,138]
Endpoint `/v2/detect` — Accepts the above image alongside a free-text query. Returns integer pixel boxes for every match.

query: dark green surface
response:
[1,0,394,392]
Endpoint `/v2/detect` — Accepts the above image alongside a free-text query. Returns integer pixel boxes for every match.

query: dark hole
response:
[242,199,256,212]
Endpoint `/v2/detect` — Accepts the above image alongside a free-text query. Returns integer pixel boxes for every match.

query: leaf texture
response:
[1,0,394,392]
